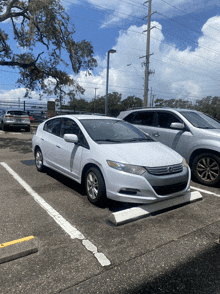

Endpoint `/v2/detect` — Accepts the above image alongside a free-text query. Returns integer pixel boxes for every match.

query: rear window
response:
[7,111,28,116]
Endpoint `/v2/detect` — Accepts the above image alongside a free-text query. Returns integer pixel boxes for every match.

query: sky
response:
[0,0,220,107]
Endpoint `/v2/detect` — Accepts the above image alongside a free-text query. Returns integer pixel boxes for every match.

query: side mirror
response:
[170,122,185,130]
[64,134,78,143]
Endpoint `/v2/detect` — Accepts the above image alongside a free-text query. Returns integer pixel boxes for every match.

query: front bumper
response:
[104,166,191,204]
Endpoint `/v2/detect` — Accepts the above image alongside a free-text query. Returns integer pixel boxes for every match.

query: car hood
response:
[200,128,220,138]
[99,141,183,167]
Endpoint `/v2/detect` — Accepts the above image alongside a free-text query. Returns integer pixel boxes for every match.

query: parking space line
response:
[0,162,111,267]
[0,236,34,248]
[191,186,220,198]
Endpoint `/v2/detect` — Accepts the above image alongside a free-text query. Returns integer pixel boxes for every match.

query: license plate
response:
[16,119,22,122]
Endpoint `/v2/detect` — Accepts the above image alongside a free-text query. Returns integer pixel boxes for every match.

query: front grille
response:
[146,163,183,175]
[153,182,187,196]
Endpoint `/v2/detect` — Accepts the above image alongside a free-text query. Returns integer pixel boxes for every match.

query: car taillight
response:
[5,115,13,118]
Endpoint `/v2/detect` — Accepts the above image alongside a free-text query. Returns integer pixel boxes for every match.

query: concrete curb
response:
[108,191,203,226]
[0,236,38,264]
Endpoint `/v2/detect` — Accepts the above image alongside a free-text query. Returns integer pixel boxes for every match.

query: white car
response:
[0,108,30,132]
[32,115,191,206]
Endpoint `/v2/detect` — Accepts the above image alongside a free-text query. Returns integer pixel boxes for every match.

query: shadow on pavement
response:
[0,137,32,154]
[126,244,220,294]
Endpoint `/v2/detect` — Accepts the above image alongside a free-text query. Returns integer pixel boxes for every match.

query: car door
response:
[54,118,88,181]
[40,117,63,167]
[153,111,193,159]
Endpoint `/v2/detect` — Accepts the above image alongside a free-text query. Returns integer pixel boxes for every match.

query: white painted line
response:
[0,162,111,267]
[108,191,203,226]
[191,186,220,198]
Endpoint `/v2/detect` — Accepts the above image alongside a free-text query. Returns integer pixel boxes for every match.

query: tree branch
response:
[0,52,44,68]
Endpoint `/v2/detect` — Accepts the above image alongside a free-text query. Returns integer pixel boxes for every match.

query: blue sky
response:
[1,0,220,106]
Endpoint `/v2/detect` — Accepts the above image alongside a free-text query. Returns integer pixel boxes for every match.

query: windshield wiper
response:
[95,139,122,142]
[121,138,150,142]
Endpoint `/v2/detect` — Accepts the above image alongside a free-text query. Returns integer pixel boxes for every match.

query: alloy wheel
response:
[196,156,220,183]
[86,171,99,200]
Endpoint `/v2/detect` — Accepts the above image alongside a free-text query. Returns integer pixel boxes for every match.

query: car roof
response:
[55,114,121,121]
[120,107,199,115]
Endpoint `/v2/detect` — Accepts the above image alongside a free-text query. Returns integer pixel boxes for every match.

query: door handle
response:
[153,132,160,137]
[41,138,44,141]
[56,145,61,148]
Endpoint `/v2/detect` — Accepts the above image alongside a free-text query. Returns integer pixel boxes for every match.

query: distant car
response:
[31,113,47,123]
[32,115,190,206]
[0,109,30,132]
[118,107,220,186]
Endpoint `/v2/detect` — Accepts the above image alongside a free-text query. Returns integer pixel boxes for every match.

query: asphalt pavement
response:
[1,128,220,294]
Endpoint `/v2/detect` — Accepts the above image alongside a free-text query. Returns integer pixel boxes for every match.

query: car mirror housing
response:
[170,122,185,130]
[64,134,78,143]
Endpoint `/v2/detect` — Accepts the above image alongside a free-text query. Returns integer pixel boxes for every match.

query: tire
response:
[2,123,7,131]
[25,126,30,132]
[192,153,220,186]
[35,148,44,172]
[85,167,106,205]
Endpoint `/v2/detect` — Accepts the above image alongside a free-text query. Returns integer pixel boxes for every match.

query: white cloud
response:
[0,88,48,104]
[75,16,220,104]
[86,0,220,27]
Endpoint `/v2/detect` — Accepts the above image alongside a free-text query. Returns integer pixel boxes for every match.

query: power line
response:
[156,11,220,48]
[158,0,220,34]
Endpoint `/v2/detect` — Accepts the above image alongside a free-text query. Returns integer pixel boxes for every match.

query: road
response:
[1,127,220,294]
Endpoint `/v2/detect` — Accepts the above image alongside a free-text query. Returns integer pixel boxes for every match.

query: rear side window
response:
[124,111,155,126]
[44,118,62,136]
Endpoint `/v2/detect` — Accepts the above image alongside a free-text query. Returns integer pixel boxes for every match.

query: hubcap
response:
[196,157,220,182]
[36,151,43,169]
[87,172,98,199]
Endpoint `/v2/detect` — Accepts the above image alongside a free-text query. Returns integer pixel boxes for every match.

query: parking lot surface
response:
[1,128,220,293]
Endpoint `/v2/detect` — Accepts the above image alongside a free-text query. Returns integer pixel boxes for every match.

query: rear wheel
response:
[35,148,44,172]
[192,153,220,186]
[25,126,30,132]
[2,123,7,131]
[85,167,106,205]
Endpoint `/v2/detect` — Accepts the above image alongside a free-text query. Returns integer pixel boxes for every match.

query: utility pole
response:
[94,88,98,113]
[143,0,155,107]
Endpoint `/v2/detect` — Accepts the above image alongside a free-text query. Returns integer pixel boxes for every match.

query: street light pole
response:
[105,49,116,115]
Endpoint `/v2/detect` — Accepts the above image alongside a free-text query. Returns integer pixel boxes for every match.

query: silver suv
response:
[0,109,30,132]
[118,108,220,186]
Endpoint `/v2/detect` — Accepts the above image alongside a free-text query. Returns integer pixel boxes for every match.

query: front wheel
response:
[35,148,44,172]
[85,167,106,206]
[192,153,220,186]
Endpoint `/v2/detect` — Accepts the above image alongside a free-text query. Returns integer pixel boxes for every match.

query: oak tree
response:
[0,0,97,100]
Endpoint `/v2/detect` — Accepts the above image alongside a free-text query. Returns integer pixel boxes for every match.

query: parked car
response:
[118,108,220,186]
[31,113,47,123]
[32,115,190,205]
[0,109,30,132]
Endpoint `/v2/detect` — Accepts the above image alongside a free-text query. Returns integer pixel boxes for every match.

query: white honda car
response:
[32,115,191,206]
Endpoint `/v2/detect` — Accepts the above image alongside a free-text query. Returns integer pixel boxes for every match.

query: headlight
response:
[182,158,188,167]
[107,160,146,175]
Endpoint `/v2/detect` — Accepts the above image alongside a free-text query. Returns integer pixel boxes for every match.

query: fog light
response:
[119,188,140,195]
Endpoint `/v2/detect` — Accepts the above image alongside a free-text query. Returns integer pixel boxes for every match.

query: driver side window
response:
[157,112,181,129]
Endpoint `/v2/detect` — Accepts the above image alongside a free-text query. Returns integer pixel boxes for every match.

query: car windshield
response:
[179,111,220,129]
[80,119,154,144]
[7,110,27,116]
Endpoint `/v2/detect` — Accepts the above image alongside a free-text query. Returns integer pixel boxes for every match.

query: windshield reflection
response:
[179,111,220,129]
[80,119,154,144]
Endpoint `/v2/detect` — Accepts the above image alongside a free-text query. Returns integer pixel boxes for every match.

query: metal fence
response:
[0,100,47,114]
